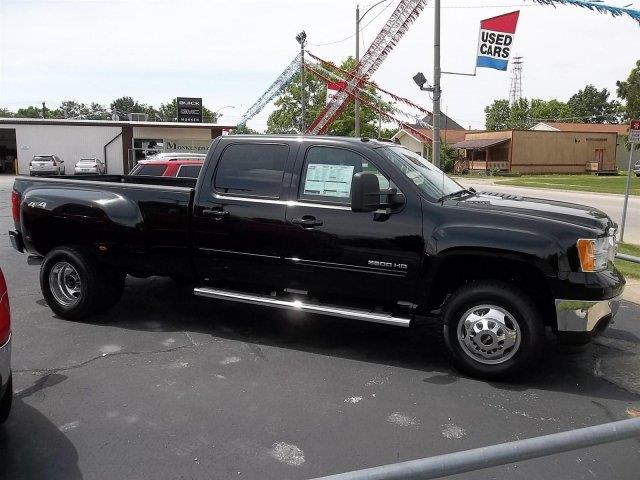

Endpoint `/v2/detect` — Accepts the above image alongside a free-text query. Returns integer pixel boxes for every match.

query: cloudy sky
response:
[0,0,638,130]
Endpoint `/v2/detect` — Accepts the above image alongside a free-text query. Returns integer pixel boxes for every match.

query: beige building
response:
[453,129,618,174]
[0,118,234,176]
[532,122,629,171]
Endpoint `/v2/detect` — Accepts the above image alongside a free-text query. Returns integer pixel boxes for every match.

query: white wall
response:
[132,126,212,140]
[8,124,124,175]
[395,132,424,156]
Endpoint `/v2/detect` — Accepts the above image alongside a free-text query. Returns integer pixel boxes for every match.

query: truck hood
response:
[452,191,614,233]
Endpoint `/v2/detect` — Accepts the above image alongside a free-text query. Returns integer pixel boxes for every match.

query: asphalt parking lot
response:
[1,174,640,480]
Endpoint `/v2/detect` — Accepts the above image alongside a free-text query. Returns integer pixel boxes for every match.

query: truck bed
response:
[12,174,196,279]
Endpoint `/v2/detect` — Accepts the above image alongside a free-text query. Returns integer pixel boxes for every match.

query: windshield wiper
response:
[437,187,475,203]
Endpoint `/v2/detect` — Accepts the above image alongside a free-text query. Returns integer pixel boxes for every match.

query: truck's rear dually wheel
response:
[41,246,124,320]
[441,281,544,379]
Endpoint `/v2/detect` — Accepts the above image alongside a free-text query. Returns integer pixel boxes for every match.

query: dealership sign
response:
[176,97,203,123]
[164,139,211,153]
[476,11,520,71]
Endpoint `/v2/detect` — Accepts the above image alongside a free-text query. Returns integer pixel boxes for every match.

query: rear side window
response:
[131,164,167,176]
[177,165,201,178]
[214,143,288,197]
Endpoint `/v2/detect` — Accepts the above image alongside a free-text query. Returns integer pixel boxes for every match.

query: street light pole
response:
[354,1,386,137]
[355,4,361,137]
[296,31,307,133]
[213,105,235,121]
[432,0,442,168]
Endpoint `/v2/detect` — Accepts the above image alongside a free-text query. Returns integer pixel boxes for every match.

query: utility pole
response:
[432,0,442,168]
[354,1,386,138]
[296,31,307,133]
[355,4,361,137]
[620,143,635,242]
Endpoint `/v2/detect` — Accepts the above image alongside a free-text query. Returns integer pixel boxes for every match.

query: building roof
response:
[420,112,465,131]
[391,127,474,145]
[0,117,236,129]
[452,138,510,149]
[533,122,629,135]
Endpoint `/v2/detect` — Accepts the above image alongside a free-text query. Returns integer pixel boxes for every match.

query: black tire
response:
[441,281,544,380]
[40,246,107,320]
[0,375,13,424]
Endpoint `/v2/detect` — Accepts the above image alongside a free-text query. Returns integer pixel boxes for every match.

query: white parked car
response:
[634,160,640,177]
[74,157,105,175]
[29,155,65,176]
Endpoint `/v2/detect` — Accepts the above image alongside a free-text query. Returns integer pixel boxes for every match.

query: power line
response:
[309,0,394,47]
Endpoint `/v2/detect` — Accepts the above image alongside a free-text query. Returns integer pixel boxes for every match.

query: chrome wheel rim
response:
[49,261,82,307]
[456,304,521,365]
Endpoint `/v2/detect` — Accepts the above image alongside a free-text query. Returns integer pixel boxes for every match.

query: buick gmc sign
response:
[177,97,203,123]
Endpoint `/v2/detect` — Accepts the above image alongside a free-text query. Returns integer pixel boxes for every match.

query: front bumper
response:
[555,295,621,332]
[0,335,11,397]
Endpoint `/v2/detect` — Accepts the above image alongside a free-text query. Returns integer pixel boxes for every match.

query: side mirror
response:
[351,172,380,212]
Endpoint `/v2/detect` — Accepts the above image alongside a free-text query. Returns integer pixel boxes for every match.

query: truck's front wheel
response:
[41,246,109,320]
[441,281,544,379]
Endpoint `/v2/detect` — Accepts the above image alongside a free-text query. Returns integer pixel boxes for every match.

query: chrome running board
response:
[193,287,411,327]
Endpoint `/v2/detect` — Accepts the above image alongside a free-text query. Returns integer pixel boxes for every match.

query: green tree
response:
[567,85,621,123]
[508,98,532,129]
[484,99,511,130]
[529,98,574,123]
[110,96,157,120]
[0,108,14,118]
[267,57,388,136]
[378,126,398,140]
[617,60,640,120]
[439,141,458,173]
[15,106,43,118]
[60,100,90,118]
[86,103,110,120]
[232,124,260,134]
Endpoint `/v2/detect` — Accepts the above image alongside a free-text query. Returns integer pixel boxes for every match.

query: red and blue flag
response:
[476,11,520,71]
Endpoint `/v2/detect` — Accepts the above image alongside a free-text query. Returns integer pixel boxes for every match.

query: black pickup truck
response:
[9,135,625,378]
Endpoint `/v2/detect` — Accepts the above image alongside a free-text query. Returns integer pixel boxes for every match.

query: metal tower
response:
[508,56,523,105]
[307,0,428,135]
[237,52,302,127]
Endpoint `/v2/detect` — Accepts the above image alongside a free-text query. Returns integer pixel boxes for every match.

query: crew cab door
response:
[192,141,296,290]
[282,144,424,310]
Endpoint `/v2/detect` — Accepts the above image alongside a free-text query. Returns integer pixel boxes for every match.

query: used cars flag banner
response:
[476,11,520,71]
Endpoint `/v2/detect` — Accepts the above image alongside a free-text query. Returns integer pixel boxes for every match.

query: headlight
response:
[577,236,616,272]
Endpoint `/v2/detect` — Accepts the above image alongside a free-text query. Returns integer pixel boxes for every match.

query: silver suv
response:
[29,155,65,176]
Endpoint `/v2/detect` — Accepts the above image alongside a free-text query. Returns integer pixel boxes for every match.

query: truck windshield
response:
[376,146,462,200]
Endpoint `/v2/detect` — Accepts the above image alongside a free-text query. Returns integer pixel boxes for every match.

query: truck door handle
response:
[291,215,323,227]
[202,208,229,219]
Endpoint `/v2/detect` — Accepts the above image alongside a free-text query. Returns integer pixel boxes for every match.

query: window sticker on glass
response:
[303,164,355,198]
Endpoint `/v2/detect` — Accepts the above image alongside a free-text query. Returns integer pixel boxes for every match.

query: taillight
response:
[0,270,9,345]
[11,190,20,227]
